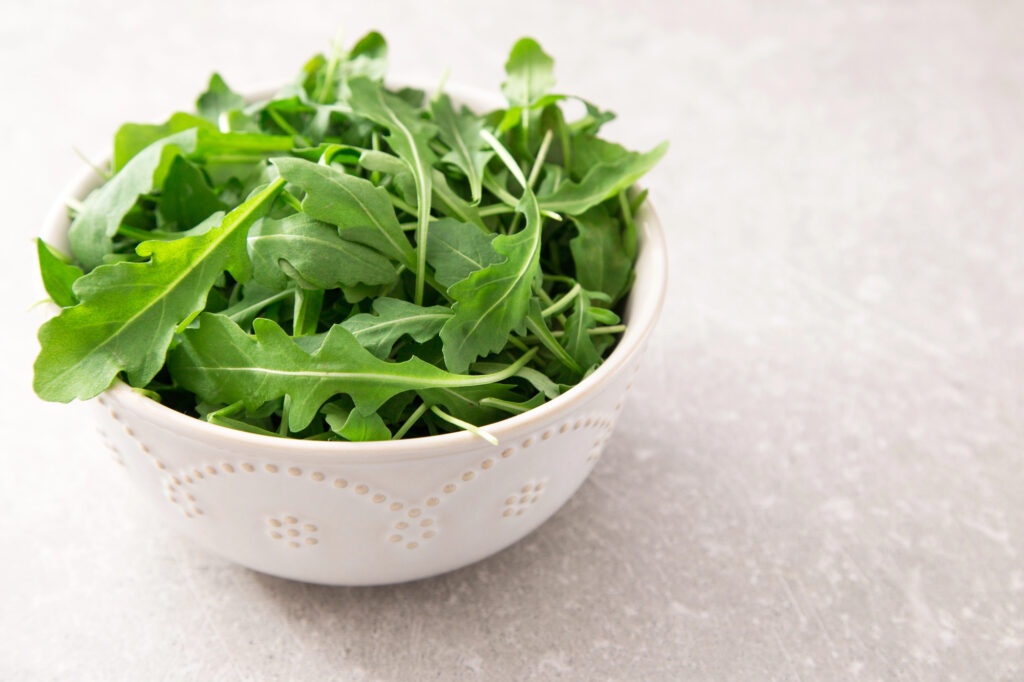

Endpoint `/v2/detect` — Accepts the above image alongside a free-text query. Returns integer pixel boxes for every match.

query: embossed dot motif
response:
[95,384,629,548]
[267,516,319,548]
[95,427,124,467]
[502,478,548,518]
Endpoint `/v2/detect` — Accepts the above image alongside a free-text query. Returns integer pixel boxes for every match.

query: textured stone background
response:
[2,1,1022,680]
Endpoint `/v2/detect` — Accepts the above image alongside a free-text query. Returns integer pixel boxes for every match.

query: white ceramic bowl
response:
[39,83,667,585]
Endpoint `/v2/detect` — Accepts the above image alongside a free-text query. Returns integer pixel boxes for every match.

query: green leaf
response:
[322,402,391,441]
[272,156,415,267]
[431,170,487,229]
[475,362,561,399]
[158,156,227,229]
[344,31,389,81]
[430,94,493,203]
[524,298,581,374]
[167,313,538,431]
[562,289,601,372]
[33,178,284,402]
[347,78,437,304]
[569,205,632,301]
[425,218,502,287]
[440,190,543,372]
[70,129,198,269]
[502,38,556,108]
[37,239,83,307]
[418,384,518,425]
[196,73,246,124]
[341,297,451,359]
[220,282,294,330]
[248,213,396,290]
[113,114,211,172]
[538,140,668,215]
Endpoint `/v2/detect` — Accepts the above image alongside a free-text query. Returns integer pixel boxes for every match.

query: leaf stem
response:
[226,289,295,324]
[542,283,581,318]
[430,405,498,445]
[116,225,181,242]
[524,314,581,374]
[279,395,292,436]
[477,204,515,217]
[553,325,626,338]
[293,288,324,336]
[388,193,418,216]
[482,169,519,207]
[280,190,304,213]
[479,397,535,414]
[527,129,553,189]
[481,129,527,190]
[206,400,245,421]
[315,32,345,104]
[507,128,554,233]
[392,401,429,440]
[72,146,111,181]
[267,107,312,146]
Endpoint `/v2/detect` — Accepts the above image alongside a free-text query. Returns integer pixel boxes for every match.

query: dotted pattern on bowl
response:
[94,394,623,548]
[267,516,319,548]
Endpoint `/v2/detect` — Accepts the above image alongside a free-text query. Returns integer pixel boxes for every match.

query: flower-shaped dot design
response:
[502,478,547,518]
[267,516,320,548]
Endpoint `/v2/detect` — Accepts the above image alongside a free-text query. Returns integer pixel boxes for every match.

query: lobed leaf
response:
[425,218,502,287]
[430,94,493,203]
[167,313,538,431]
[70,129,198,269]
[37,239,83,308]
[341,297,451,359]
[34,179,284,402]
[538,140,668,215]
[569,205,633,302]
[440,190,543,372]
[248,213,396,290]
[273,156,415,267]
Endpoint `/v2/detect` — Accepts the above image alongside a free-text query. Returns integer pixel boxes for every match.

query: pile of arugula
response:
[33,33,667,442]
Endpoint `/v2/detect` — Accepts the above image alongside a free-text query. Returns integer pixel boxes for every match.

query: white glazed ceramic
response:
[38,82,667,585]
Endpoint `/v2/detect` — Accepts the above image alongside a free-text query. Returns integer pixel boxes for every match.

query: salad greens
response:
[34,34,666,442]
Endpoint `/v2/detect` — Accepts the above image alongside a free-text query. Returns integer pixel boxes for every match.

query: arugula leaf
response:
[562,289,602,372]
[34,34,665,441]
[219,281,294,330]
[430,94,493,203]
[34,178,284,402]
[248,213,396,290]
[347,78,437,304]
[431,170,487,229]
[37,239,83,307]
[272,157,415,268]
[341,297,451,359]
[158,156,227,229]
[440,190,543,372]
[70,129,198,269]
[196,73,246,124]
[538,140,668,215]
[167,313,539,431]
[418,384,518,425]
[424,218,502,287]
[502,38,556,109]
[474,362,561,399]
[322,402,391,441]
[113,114,211,172]
[569,205,632,301]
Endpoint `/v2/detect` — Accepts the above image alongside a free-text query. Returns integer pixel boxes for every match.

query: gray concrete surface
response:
[2,1,1022,679]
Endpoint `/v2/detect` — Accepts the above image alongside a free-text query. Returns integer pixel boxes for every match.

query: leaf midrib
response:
[348,312,450,336]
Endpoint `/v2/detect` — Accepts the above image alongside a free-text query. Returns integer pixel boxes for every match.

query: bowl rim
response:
[39,79,668,460]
